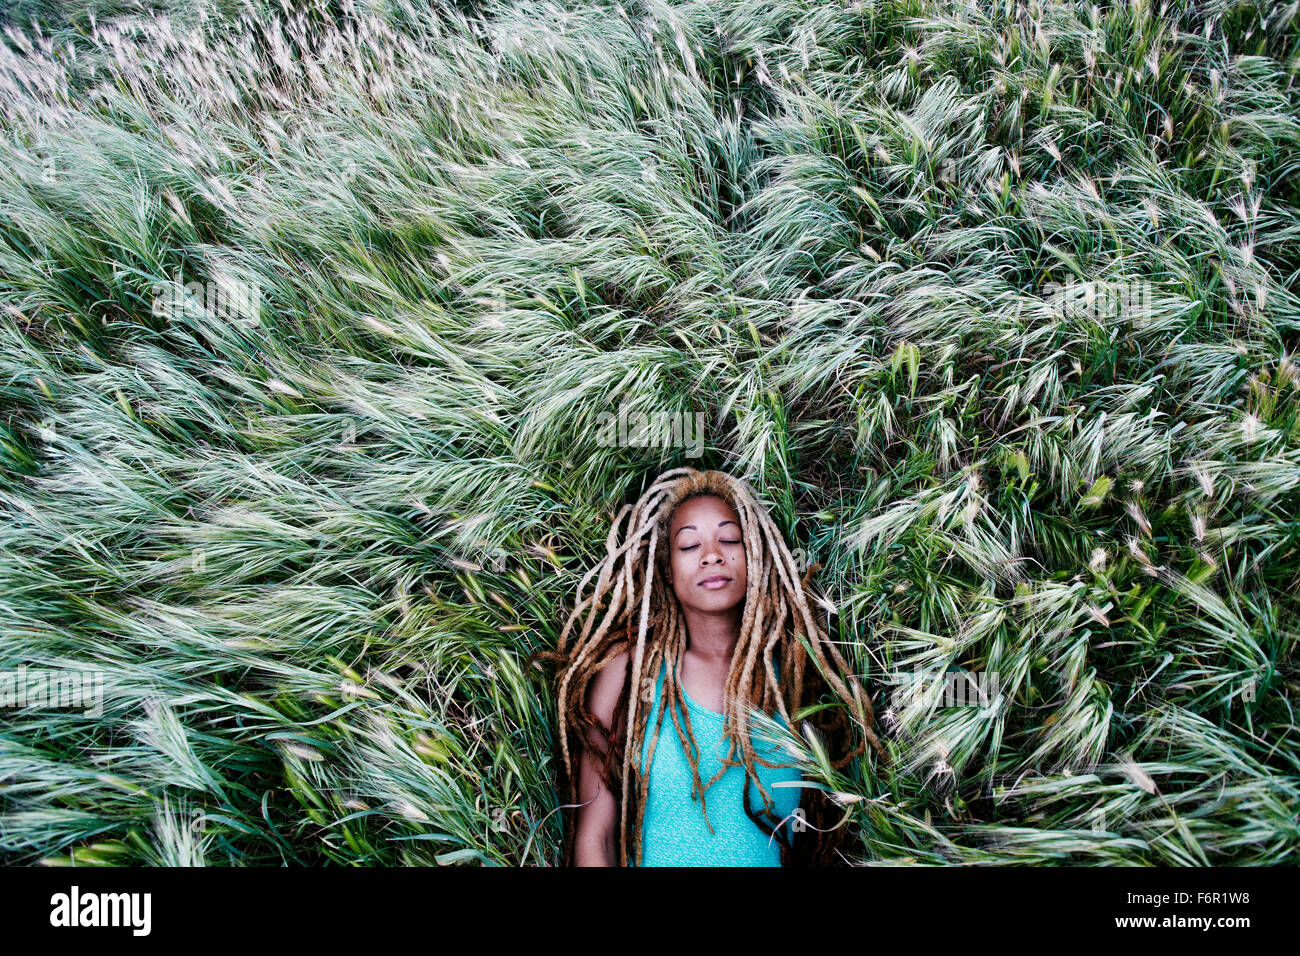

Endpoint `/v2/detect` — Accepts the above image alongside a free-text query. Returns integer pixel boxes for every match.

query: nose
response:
[700,542,724,565]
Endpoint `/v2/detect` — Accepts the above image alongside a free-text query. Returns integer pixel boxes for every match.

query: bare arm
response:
[572,644,628,867]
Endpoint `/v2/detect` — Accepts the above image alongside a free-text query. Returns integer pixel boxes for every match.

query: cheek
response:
[669,553,688,586]
[731,560,747,598]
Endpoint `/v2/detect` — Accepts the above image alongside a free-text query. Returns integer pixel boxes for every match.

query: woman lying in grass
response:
[538,468,888,866]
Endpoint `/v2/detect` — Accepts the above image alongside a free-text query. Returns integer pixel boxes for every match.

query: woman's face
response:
[665,494,747,615]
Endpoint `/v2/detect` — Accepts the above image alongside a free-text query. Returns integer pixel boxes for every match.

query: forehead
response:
[669,494,739,534]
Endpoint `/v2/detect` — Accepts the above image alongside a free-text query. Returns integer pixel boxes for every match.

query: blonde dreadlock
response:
[532,467,888,866]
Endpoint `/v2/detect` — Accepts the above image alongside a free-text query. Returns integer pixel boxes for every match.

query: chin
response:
[685,588,745,614]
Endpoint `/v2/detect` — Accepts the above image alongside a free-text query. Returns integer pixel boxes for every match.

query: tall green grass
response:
[1,0,1297,865]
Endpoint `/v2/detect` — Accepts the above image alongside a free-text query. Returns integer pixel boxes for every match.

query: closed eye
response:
[679,540,742,551]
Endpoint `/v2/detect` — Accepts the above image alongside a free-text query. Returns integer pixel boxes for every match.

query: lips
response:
[698,575,731,590]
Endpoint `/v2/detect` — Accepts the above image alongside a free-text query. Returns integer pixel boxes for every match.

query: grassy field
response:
[0,0,1297,865]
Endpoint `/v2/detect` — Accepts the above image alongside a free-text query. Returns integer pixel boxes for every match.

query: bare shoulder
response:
[585,640,630,732]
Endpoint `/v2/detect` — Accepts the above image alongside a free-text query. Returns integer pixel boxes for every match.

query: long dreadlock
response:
[531,467,888,866]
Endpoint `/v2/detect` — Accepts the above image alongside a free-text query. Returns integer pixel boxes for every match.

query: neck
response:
[681,604,743,664]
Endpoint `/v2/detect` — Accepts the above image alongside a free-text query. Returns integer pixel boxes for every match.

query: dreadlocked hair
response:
[531,467,890,867]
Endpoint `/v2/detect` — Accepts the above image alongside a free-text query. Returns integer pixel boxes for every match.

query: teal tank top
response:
[629,654,803,866]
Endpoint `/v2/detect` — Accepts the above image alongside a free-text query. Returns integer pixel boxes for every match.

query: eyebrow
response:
[673,520,739,540]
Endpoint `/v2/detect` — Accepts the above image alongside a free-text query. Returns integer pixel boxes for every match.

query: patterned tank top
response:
[628,653,803,866]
